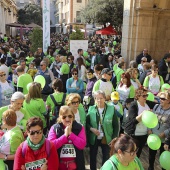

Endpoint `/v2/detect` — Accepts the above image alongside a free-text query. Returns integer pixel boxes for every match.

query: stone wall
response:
[121,0,170,64]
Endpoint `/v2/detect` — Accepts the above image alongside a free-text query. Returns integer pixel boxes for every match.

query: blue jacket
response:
[66,78,84,99]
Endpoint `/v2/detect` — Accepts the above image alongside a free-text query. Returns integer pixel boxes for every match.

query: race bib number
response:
[25,158,46,170]
[60,144,76,158]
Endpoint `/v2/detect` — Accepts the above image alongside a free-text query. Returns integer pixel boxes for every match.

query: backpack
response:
[21,139,51,158]
[50,93,66,119]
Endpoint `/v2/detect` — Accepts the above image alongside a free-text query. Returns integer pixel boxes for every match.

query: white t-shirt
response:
[71,80,77,88]
[99,81,113,97]
[148,76,160,94]
[117,84,130,103]
[97,108,104,139]
[91,56,96,69]
[135,102,149,136]
[74,110,81,124]
[0,81,13,100]
[130,80,139,90]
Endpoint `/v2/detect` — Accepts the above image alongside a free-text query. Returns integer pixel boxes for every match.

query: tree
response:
[80,0,123,30]
[18,4,42,26]
[29,28,43,52]
[69,26,84,40]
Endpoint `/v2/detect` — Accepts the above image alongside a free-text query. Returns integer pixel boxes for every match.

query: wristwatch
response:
[4,155,7,160]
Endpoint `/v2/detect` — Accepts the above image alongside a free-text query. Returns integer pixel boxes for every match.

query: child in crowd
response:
[27,62,37,78]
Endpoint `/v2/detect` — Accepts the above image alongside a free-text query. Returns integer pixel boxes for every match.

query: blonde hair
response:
[60,56,67,63]
[65,93,81,106]
[157,91,170,100]
[57,106,75,123]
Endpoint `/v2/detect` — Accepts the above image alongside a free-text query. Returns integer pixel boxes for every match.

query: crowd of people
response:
[0,33,169,170]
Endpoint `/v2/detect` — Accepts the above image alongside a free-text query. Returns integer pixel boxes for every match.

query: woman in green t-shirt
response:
[23,82,46,133]
[101,134,144,170]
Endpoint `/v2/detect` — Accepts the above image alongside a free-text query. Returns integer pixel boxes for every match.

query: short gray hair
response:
[93,90,106,99]
[11,92,25,101]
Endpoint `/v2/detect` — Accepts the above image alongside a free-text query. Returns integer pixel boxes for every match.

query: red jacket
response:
[14,139,59,170]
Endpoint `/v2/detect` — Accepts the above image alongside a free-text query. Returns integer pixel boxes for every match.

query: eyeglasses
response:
[68,59,71,61]
[160,97,167,101]
[152,69,158,72]
[124,148,138,156]
[142,60,146,62]
[142,94,148,98]
[71,101,80,105]
[62,115,73,119]
[0,74,6,77]
[72,73,77,75]
[40,65,44,67]
[29,129,42,135]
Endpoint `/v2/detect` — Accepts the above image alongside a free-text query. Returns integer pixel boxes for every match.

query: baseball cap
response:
[101,68,113,75]
[111,91,120,101]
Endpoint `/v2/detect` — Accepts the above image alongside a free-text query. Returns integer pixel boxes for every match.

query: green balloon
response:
[0,160,5,170]
[113,41,117,46]
[34,75,46,89]
[83,51,88,57]
[142,111,158,128]
[147,92,154,102]
[161,83,170,92]
[27,82,32,91]
[160,151,170,170]
[147,134,161,150]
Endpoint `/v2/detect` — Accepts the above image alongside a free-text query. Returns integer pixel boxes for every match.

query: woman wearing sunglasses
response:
[14,117,59,170]
[66,93,86,127]
[66,68,84,100]
[48,106,86,170]
[101,134,144,170]
[0,70,14,107]
[124,87,154,158]
[147,91,170,170]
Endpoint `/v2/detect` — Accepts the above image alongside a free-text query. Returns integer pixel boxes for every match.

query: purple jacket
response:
[85,77,97,97]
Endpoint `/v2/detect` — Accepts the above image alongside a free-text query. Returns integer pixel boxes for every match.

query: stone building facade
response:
[121,0,170,63]
[0,0,17,35]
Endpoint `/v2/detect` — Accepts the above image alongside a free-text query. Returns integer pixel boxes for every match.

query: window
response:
[76,11,81,23]
[77,0,82,3]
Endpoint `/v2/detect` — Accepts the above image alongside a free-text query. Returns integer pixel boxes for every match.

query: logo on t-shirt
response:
[25,158,46,170]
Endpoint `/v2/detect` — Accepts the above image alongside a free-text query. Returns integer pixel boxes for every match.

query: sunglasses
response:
[62,115,73,119]
[0,74,6,77]
[71,101,80,105]
[29,129,42,135]
[72,73,77,75]
[142,60,146,62]
[142,94,148,98]
[107,73,112,76]
[68,59,71,61]
[160,97,167,101]
[40,65,44,66]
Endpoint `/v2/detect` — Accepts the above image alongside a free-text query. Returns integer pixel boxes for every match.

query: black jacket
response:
[53,121,85,170]
[158,58,169,82]
[136,53,152,64]
[124,100,156,135]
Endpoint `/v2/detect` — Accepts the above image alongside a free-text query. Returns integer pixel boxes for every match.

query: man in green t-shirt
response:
[16,66,33,94]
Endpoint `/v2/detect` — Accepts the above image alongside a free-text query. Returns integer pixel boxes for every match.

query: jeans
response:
[148,143,165,170]
[90,139,110,170]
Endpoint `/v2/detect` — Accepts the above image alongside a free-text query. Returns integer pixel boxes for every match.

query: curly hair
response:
[135,86,148,100]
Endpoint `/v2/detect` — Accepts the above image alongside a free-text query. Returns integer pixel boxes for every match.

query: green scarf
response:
[27,135,45,151]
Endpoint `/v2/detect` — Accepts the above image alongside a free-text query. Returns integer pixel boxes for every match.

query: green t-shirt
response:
[23,98,47,128]
[101,155,144,170]
[46,92,66,113]
[0,126,24,155]
[17,73,33,94]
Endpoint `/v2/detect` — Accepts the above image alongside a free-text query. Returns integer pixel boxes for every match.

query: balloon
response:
[34,75,46,89]
[161,83,170,92]
[159,151,170,170]
[147,92,155,102]
[142,111,158,128]
[147,134,161,150]
[0,159,5,170]
[83,51,88,57]
[113,41,117,46]
[27,82,32,91]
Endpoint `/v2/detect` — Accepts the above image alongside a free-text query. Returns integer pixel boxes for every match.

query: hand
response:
[90,128,100,136]
[159,132,165,139]
[148,130,152,135]
[67,122,72,135]
[64,126,69,137]
[41,160,48,170]
[0,153,5,159]
[164,144,169,151]
[21,165,26,170]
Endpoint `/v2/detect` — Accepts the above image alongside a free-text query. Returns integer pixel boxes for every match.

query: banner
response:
[43,0,50,53]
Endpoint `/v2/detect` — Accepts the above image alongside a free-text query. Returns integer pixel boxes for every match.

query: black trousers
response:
[4,160,14,170]
[132,135,148,158]
[89,139,110,170]
[149,143,165,170]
